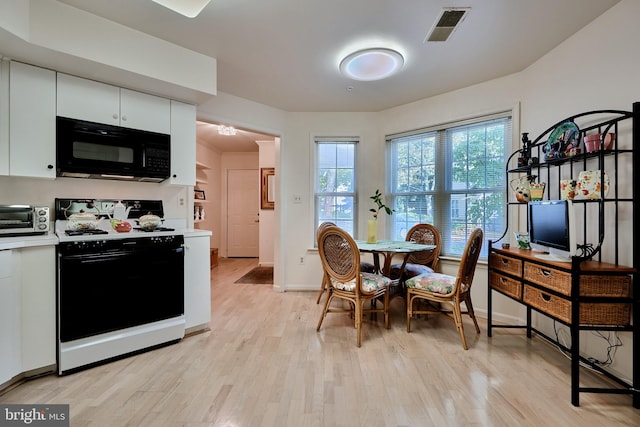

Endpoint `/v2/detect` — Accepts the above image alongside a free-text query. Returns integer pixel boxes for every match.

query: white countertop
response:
[1,221,211,249]
[0,232,58,250]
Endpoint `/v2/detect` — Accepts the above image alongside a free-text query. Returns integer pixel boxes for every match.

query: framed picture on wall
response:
[194,189,206,200]
[261,168,275,209]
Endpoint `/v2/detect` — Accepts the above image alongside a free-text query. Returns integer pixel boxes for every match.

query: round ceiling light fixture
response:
[339,48,404,81]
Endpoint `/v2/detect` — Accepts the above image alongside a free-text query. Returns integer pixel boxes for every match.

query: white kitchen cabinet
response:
[0,249,20,385]
[57,73,170,134]
[0,60,9,176]
[20,245,56,372]
[0,244,56,387]
[56,73,119,126]
[184,234,211,333]
[169,100,197,186]
[120,88,170,134]
[9,62,56,179]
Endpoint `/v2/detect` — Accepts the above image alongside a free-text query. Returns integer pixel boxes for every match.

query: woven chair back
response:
[456,228,484,291]
[316,222,336,244]
[405,223,441,269]
[318,225,361,285]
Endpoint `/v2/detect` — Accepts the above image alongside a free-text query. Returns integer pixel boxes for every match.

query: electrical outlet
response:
[100,201,115,212]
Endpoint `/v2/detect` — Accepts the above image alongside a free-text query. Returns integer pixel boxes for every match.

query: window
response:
[388,113,511,257]
[314,138,358,240]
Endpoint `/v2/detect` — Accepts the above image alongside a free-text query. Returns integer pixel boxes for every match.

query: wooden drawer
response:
[524,262,571,296]
[523,285,631,326]
[490,272,522,300]
[490,253,522,276]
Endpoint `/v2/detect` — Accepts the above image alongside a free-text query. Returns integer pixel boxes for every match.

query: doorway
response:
[196,120,276,263]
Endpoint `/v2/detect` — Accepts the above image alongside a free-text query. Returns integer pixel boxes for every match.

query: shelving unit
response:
[194,161,211,224]
[487,102,639,408]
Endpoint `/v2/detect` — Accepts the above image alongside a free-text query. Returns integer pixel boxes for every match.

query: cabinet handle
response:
[541,293,552,302]
[122,115,127,122]
[500,277,507,283]
[113,113,118,119]
[501,258,509,264]
[541,269,551,276]
[47,164,53,169]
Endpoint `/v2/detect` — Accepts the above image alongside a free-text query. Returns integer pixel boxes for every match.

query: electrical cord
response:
[551,321,622,373]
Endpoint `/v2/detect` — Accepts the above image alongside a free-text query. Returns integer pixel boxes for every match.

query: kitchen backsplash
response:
[0,175,190,221]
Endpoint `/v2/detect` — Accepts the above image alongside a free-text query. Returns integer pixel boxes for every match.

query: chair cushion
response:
[405,272,456,295]
[330,272,392,292]
[390,263,434,280]
[360,261,376,273]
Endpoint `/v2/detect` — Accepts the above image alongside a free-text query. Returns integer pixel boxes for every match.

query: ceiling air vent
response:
[425,8,469,42]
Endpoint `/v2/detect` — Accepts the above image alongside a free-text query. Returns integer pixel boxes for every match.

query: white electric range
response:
[54,198,186,374]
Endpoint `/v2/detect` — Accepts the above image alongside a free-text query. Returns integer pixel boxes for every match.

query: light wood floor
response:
[1,257,639,426]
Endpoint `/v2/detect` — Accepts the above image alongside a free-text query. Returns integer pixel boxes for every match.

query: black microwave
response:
[56,116,171,182]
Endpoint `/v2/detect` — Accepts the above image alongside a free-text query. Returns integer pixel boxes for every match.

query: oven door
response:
[58,238,184,342]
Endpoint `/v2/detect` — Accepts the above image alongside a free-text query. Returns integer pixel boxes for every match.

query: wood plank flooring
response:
[1,257,639,426]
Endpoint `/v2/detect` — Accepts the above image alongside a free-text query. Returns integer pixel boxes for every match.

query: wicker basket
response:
[490,253,521,276]
[579,275,631,297]
[524,285,571,322]
[523,285,631,326]
[580,303,631,326]
[524,263,572,296]
[490,272,522,300]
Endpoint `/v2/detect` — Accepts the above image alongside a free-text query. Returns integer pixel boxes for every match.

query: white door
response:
[227,169,260,257]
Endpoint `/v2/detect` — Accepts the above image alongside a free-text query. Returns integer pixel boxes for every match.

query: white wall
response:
[195,140,220,251]
[0,175,190,221]
[258,141,275,267]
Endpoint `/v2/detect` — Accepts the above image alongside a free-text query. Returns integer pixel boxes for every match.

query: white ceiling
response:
[56,0,620,113]
[11,1,622,151]
[196,121,275,153]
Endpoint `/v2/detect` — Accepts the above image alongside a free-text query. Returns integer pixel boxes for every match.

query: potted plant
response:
[367,189,393,243]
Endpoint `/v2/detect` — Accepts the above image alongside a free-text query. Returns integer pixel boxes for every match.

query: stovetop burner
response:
[65,229,109,236]
[133,227,175,232]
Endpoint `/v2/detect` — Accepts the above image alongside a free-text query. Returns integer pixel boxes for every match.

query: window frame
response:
[386,111,513,258]
[313,136,359,244]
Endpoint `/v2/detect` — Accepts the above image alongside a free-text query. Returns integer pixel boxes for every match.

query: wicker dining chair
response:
[390,223,442,283]
[315,222,375,304]
[405,228,483,350]
[316,225,391,347]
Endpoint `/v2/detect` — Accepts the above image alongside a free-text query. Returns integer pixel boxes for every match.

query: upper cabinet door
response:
[9,62,56,179]
[57,73,120,126]
[120,88,170,134]
[57,73,170,134]
[0,60,9,176]
[169,100,196,186]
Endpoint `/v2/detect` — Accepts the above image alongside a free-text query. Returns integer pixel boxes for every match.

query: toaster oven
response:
[0,205,50,236]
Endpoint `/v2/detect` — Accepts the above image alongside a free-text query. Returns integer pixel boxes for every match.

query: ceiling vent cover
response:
[425,8,469,42]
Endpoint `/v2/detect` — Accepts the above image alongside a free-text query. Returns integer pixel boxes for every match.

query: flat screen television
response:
[528,200,577,262]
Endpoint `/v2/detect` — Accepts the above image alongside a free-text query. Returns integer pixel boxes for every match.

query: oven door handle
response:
[61,251,138,262]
